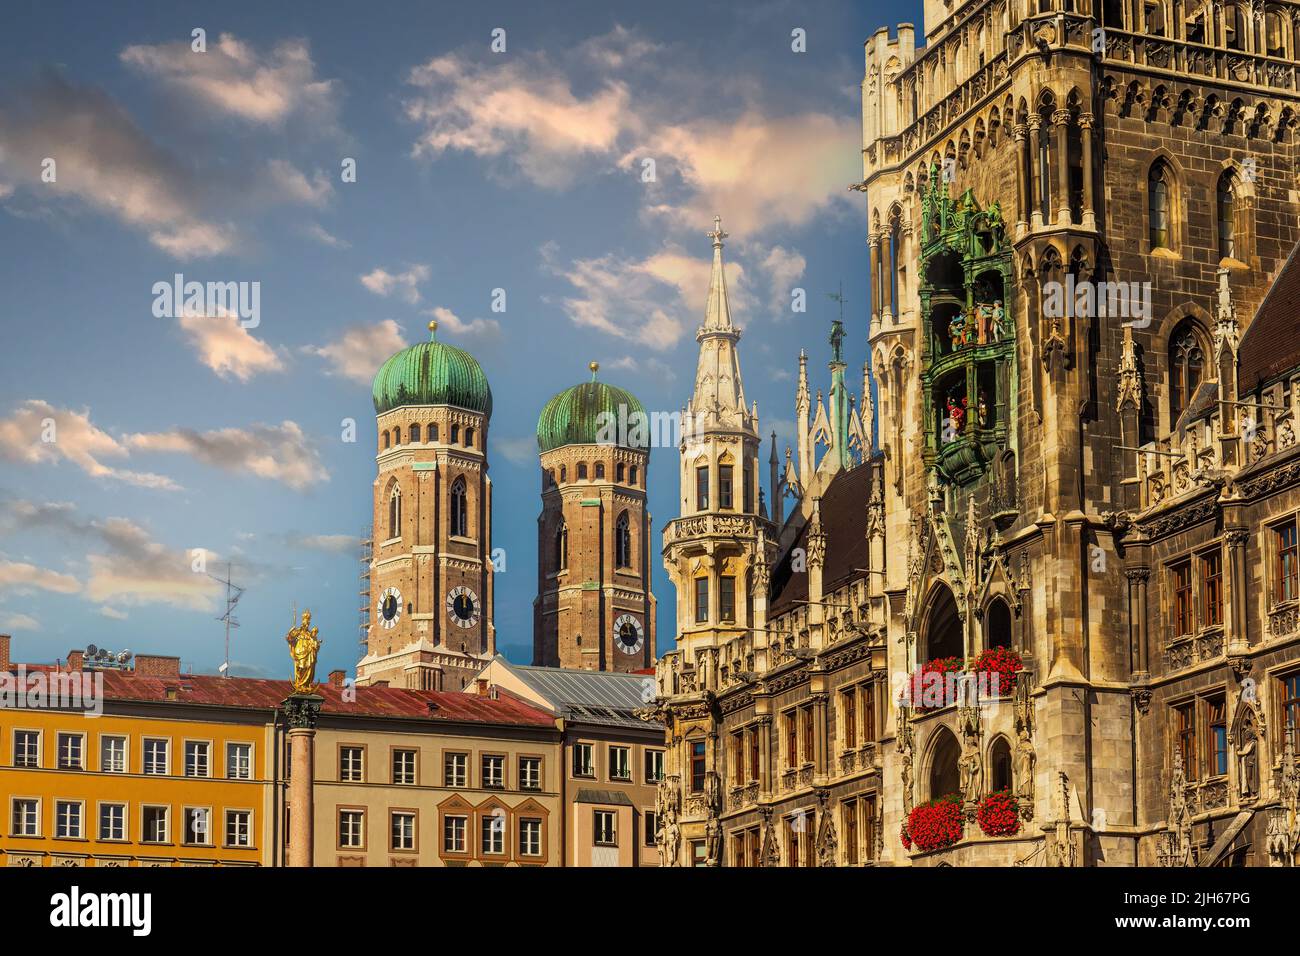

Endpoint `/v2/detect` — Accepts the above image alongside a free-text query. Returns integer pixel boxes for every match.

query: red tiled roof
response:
[1239,238,1300,394]
[10,664,556,728]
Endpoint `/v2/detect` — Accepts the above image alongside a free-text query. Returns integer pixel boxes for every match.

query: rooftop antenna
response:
[207,562,244,678]
[826,281,846,324]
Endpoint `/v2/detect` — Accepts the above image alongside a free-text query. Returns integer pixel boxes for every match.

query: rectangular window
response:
[691,839,707,867]
[99,803,126,841]
[14,730,40,768]
[1172,560,1193,637]
[444,752,467,788]
[1282,673,1300,754]
[696,466,710,511]
[184,740,210,778]
[644,749,664,783]
[1175,702,1198,782]
[13,798,39,837]
[801,705,815,764]
[864,794,878,861]
[862,683,877,743]
[843,800,858,865]
[1207,696,1228,777]
[391,811,416,851]
[184,807,211,845]
[443,815,467,853]
[55,800,82,839]
[519,818,542,857]
[481,814,505,855]
[594,809,617,846]
[338,809,364,849]
[733,832,748,867]
[573,743,594,778]
[1202,549,1223,628]
[743,462,754,514]
[644,810,659,847]
[392,749,417,785]
[142,806,168,844]
[519,756,542,790]
[482,754,504,789]
[1275,521,1299,604]
[719,465,733,509]
[694,577,709,624]
[787,819,801,867]
[222,810,249,848]
[101,735,127,773]
[719,575,736,623]
[339,746,364,783]
[731,733,743,783]
[143,738,169,775]
[690,741,706,793]
[748,730,760,783]
[224,742,251,780]
[57,733,83,770]
[609,746,631,781]
[785,712,798,768]
[842,689,858,750]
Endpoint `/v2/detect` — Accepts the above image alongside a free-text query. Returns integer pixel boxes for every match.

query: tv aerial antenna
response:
[208,562,244,678]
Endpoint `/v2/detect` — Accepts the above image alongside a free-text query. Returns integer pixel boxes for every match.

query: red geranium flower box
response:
[972,646,1022,697]
[903,794,963,852]
[976,790,1021,837]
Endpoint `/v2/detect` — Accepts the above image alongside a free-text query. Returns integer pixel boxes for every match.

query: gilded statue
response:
[286,609,322,694]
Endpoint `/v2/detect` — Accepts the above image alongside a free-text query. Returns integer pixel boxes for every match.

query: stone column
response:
[880,233,894,324]
[1079,113,1096,229]
[1126,568,1151,676]
[1225,526,1250,656]
[1013,123,1030,235]
[868,236,881,330]
[284,693,323,868]
[1028,114,1044,230]
[1053,110,1072,225]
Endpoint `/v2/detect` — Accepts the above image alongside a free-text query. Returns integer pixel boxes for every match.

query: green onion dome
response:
[372,321,492,417]
[537,362,648,453]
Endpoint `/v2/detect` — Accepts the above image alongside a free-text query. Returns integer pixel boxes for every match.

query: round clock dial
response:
[377,587,402,629]
[614,614,644,654]
[446,586,481,629]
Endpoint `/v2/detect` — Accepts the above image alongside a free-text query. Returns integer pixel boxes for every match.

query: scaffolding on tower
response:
[358,526,372,653]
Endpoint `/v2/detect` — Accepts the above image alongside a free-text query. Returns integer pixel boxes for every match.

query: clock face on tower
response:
[446,586,481,629]
[377,587,402,629]
[614,614,644,654]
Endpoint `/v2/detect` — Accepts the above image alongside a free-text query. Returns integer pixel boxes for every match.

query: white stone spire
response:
[687,217,756,435]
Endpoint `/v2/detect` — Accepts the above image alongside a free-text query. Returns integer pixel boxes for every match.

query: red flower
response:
[972,647,1023,697]
[976,790,1021,837]
[903,794,963,852]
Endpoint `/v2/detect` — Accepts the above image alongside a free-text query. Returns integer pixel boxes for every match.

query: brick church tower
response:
[533,363,656,671]
[356,320,497,690]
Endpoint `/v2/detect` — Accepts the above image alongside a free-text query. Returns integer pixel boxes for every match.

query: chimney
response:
[134,654,181,679]
[328,669,346,687]
[476,678,489,697]
[371,679,389,688]
[66,649,84,671]
[0,634,11,670]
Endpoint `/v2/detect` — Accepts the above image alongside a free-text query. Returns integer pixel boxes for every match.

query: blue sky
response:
[0,0,912,679]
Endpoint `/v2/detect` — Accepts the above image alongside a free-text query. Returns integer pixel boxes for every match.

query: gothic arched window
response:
[1217,170,1237,261]
[1148,161,1172,250]
[989,737,1013,793]
[450,477,468,537]
[923,584,964,662]
[388,486,401,539]
[465,426,475,448]
[1169,322,1205,429]
[985,597,1013,650]
[1225,4,1245,50]
[555,521,568,571]
[615,511,632,569]
[928,728,961,801]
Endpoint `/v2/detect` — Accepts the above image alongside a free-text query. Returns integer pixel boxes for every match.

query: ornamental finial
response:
[589,361,599,380]
[707,215,728,247]
[428,319,438,339]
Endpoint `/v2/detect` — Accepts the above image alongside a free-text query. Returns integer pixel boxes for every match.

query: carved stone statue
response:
[1015,726,1036,803]
[286,610,321,695]
[1233,698,1262,803]
[815,790,839,866]
[704,815,720,867]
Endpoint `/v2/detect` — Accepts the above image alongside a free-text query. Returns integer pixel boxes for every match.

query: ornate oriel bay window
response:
[917,170,1016,487]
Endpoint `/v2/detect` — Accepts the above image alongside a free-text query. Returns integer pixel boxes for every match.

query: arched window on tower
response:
[1169,322,1206,429]
[430,423,439,442]
[1265,9,1286,57]
[388,486,401,539]
[986,597,1013,650]
[615,511,632,569]
[450,424,460,444]
[450,477,468,537]
[410,423,421,443]
[1148,161,1172,251]
[555,521,568,571]
[923,584,964,663]
[989,736,1013,793]
[1144,0,1167,36]
[595,462,605,480]
[616,462,625,483]
[628,464,638,486]
[465,426,475,448]
[577,462,588,480]
[928,728,961,801]
[1217,170,1237,261]
[1225,3,1245,49]
[383,431,391,450]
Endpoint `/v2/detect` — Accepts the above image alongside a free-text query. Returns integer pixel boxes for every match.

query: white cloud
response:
[424,306,500,341]
[98,606,128,620]
[0,400,179,490]
[283,533,360,553]
[0,74,237,258]
[304,319,406,385]
[404,52,636,189]
[0,612,39,631]
[0,558,80,595]
[120,34,339,128]
[492,436,538,466]
[303,222,349,248]
[360,265,429,304]
[126,421,326,490]
[265,159,332,206]
[177,309,285,382]
[757,245,807,317]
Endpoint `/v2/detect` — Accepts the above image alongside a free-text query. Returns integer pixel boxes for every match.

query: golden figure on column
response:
[286,610,321,694]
